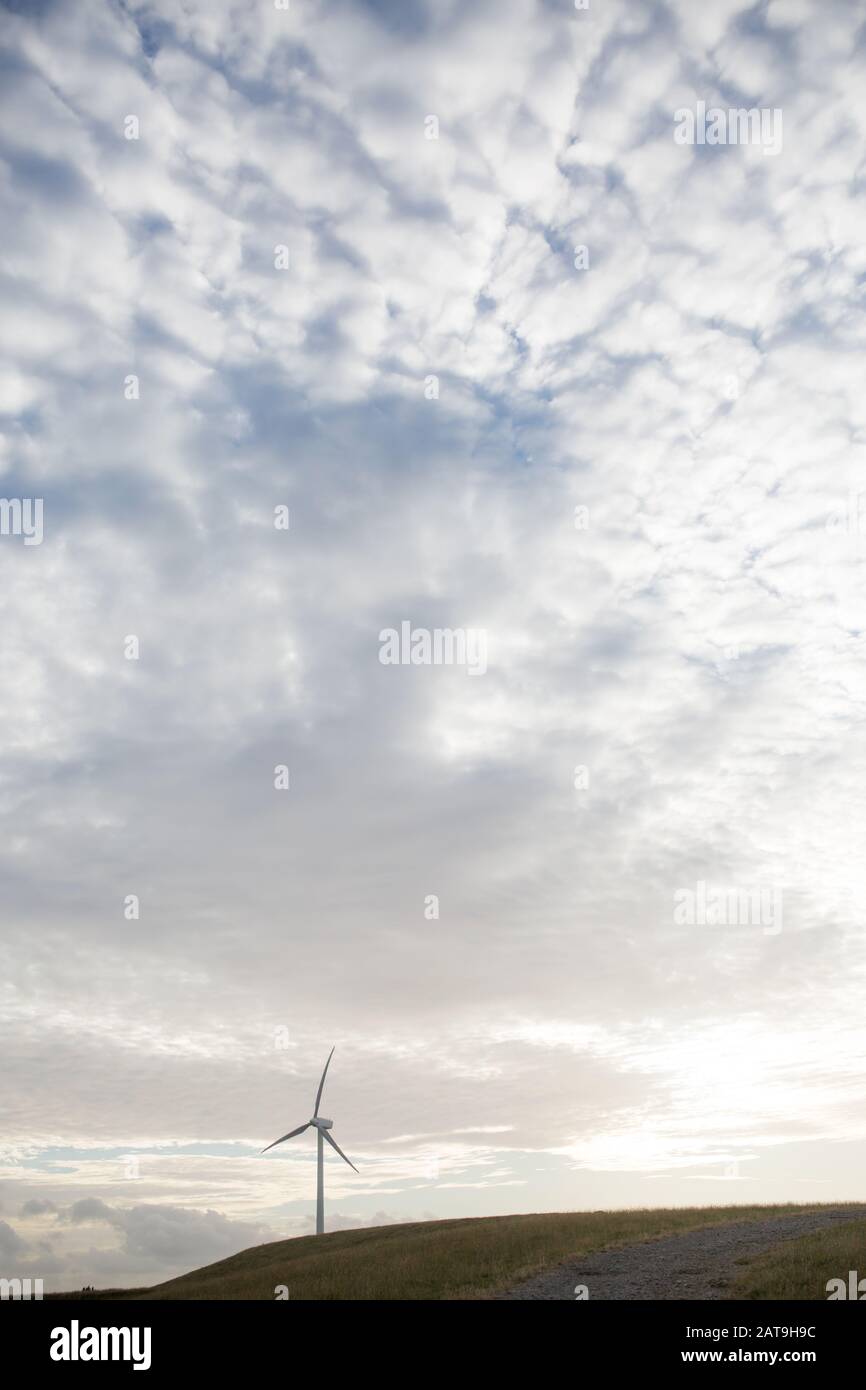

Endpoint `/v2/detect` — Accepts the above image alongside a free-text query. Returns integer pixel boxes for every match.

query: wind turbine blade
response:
[313,1047,335,1117]
[323,1129,358,1173]
[261,1122,311,1154]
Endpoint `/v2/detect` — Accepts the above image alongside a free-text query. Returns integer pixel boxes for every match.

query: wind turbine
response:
[261,1047,358,1235]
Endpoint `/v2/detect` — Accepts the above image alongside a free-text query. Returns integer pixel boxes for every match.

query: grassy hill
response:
[55,1204,851,1301]
[730,1217,866,1300]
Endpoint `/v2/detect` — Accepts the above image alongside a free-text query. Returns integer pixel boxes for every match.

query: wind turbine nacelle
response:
[311,1117,333,1129]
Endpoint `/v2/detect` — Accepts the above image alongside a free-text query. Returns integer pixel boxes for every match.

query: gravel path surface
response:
[496,1207,865,1300]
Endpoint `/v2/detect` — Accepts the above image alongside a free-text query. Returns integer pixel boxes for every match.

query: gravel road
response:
[496,1207,865,1300]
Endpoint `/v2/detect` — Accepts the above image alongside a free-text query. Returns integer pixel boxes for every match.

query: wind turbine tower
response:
[262,1047,358,1235]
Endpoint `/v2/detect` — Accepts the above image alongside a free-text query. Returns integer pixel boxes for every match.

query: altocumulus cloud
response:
[2,0,866,1289]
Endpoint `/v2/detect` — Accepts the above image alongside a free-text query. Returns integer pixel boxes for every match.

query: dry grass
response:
[54,1204,845,1301]
[728,1218,866,1301]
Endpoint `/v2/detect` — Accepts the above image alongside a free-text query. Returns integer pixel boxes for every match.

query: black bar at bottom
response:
[4,1297,862,1374]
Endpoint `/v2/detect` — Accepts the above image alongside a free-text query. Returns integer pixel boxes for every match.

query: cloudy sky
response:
[2,0,866,1292]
